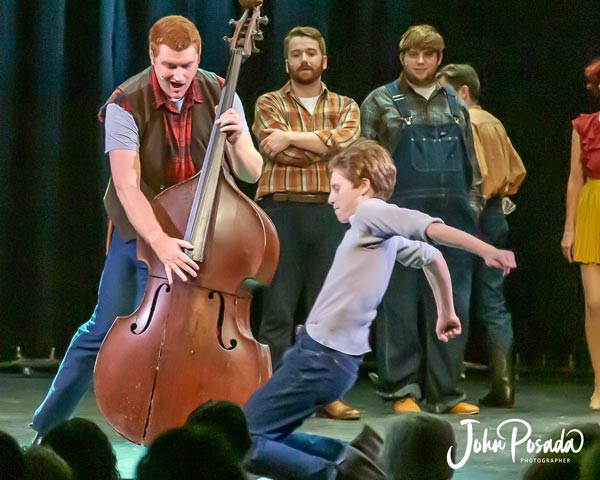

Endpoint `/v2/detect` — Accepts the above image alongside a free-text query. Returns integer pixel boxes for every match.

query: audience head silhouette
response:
[41,417,119,480]
[184,399,251,462]
[381,413,456,480]
[523,422,600,480]
[136,426,246,480]
[24,445,73,480]
[580,437,600,480]
[0,430,25,480]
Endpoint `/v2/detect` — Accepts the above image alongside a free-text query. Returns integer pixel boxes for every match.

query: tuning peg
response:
[223,35,232,45]
[255,31,264,42]
[229,18,237,25]
[259,16,269,26]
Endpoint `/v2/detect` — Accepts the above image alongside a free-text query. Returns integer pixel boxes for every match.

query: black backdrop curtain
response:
[1,0,599,371]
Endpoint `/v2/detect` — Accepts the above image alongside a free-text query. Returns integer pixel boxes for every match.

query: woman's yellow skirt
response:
[574,178,600,264]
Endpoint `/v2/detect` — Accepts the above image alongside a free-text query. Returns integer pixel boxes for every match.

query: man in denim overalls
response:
[361,24,483,414]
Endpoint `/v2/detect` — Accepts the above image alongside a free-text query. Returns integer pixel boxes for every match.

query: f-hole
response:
[209,290,237,350]
[131,283,171,335]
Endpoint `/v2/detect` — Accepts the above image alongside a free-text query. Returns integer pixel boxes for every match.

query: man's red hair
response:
[149,15,201,57]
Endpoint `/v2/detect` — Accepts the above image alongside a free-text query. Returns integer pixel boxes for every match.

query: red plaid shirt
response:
[104,69,222,186]
[150,69,203,185]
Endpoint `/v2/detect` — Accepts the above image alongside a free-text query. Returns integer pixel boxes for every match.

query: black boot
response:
[349,425,383,467]
[337,445,386,480]
[479,347,515,408]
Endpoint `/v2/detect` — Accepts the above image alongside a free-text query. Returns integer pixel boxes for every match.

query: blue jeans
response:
[243,329,362,480]
[31,230,148,434]
[472,197,513,355]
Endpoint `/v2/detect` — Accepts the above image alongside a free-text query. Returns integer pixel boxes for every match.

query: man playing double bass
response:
[30,15,263,442]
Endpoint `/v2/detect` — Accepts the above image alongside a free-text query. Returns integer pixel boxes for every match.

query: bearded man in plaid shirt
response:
[252,26,361,420]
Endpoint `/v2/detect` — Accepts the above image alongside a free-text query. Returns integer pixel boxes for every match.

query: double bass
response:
[93,1,277,445]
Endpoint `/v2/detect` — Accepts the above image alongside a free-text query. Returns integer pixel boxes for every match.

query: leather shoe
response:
[316,400,360,420]
[448,402,479,415]
[393,397,421,413]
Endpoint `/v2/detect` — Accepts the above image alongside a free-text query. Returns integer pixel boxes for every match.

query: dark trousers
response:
[31,231,148,434]
[243,329,361,480]
[376,246,474,412]
[472,198,513,356]
[257,197,346,367]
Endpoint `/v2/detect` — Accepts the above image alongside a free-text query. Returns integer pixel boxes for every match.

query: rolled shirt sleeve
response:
[104,103,139,153]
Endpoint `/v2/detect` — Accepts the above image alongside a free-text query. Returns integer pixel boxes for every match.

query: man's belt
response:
[270,193,329,204]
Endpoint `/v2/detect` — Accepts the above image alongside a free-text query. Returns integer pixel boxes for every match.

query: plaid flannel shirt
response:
[253,81,360,199]
[104,69,211,186]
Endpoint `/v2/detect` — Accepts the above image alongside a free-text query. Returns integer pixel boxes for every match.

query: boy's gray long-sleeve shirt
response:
[305,198,443,355]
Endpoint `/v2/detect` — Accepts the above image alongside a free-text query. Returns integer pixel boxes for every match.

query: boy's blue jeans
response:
[243,328,362,480]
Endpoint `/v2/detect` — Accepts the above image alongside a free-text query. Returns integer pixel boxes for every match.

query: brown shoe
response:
[316,400,361,420]
[448,402,480,415]
[393,397,421,413]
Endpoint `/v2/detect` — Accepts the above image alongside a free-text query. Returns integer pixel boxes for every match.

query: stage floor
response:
[1,370,599,479]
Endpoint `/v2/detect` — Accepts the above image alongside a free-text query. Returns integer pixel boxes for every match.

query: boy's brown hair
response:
[328,139,396,201]
[149,15,201,58]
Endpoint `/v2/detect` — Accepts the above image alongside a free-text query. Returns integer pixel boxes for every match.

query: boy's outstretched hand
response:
[482,248,516,276]
[436,313,462,343]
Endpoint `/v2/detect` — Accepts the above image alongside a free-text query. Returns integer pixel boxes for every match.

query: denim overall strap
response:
[385,81,412,121]
[441,85,461,123]
[385,82,462,127]
[385,81,461,118]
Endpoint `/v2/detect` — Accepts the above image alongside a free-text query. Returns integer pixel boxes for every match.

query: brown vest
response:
[102,67,222,241]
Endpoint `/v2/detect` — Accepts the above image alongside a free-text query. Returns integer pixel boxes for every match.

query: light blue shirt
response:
[305,198,442,355]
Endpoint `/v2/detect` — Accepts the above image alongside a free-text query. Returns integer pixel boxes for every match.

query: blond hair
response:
[399,24,444,57]
[328,139,396,201]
